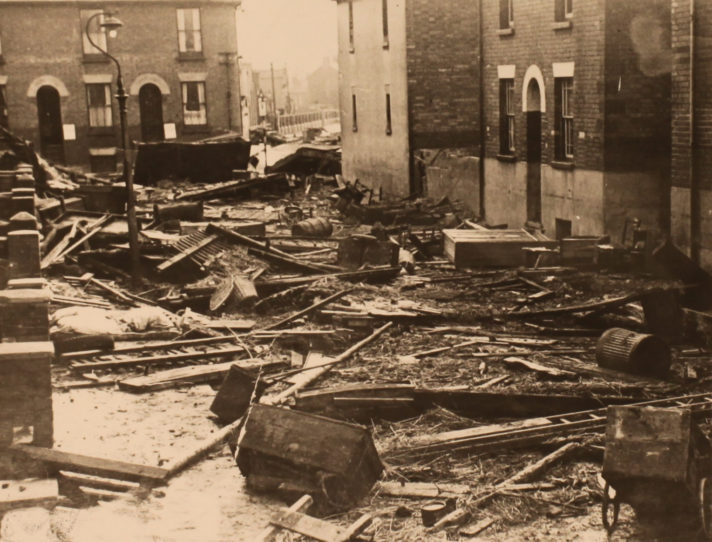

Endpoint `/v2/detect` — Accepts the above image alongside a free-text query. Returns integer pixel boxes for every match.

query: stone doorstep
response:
[0,342,54,362]
[0,288,50,304]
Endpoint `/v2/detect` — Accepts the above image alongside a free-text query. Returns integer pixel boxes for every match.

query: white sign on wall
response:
[62,124,76,141]
[163,123,177,140]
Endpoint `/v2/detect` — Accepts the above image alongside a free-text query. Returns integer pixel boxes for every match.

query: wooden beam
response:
[257,495,313,542]
[9,445,169,484]
[60,335,239,361]
[263,288,353,330]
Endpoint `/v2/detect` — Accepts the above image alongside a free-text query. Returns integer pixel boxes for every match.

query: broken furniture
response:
[443,228,557,268]
[257,494,372,542]
[601,405,712,538]
[236,404,383,509]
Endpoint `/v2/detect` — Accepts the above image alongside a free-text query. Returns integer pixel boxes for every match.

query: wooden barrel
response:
[291,217,333,238]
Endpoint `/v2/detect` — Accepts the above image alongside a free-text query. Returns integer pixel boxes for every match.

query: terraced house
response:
[0,0,242,171]
[335,0,672,242]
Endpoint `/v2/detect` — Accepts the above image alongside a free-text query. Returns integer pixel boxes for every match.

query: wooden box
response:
[237,404,383,508]
[443,228,557,268]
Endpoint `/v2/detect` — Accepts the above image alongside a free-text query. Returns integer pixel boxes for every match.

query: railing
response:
[276,109,340,136]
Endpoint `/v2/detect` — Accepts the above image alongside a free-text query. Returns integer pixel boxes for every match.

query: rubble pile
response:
[2,126,712,540]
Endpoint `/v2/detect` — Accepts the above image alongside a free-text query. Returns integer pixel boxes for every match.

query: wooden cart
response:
[601,405,712,538]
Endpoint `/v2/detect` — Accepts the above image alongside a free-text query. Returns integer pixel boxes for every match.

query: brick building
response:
[0,0,242,172]
[670,0,712,269]
[334,0,480,207]
[334,0,672,239]
[483,0,671,239]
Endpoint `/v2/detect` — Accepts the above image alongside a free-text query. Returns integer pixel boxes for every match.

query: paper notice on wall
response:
[163,123,176,140]
[62,124,76,141]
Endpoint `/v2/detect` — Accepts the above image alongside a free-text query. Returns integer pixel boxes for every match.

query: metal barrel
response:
[291,217,333,238]
[595,327,671,378]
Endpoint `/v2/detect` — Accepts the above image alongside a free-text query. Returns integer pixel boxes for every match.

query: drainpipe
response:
[690,0,700,263]
[478,0,486,220]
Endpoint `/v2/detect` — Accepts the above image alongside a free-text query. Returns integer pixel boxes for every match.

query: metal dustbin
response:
[595,328,671,378]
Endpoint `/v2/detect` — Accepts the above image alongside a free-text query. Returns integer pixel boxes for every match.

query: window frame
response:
[385,87,392,136]
[348,0,355,53]
[0,85,8,129]
[555,0,573,22]
[86,83,113,130]
[382,0,389,49]
[81,9,109,60]
[499,78,515,155]
[181,80,208,127]
[555,77,574,161]
[351,92,358,132]
[176,8,203,56]
[499,0,513,29]
[0,30,4,63]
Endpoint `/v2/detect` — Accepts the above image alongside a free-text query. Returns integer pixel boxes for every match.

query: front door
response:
[138,83,164,141]
[36,85,64,163]
[525,79,542,225]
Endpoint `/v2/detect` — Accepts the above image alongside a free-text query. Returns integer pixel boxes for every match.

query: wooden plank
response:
[377,481,470,499]
[0,478,59,513]
[157,234,218,272]
[506,292,645,319]
[257,495,313,542]
[55,214,112,261]
[41,222,78,269]
[57,471,140,493]
[263,288,353,330]
[117,359,282,393]
[502,356,576,378]
[70,346,248,372]
[269,508,343,542]
[9,445,169,484]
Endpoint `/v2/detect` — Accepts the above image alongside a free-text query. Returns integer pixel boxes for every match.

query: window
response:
[86,84,112,128]
[499,79,515,154]
[81,9,107,56]
[555,78,574,160]
[177,8,202,54]
[0,86,7,128]
[555,0,573,21]
[382,0,389,48]
[348,0,355,53]
[181,81,207,125]
[351,93,357,132]
[499,0,513,29]
[385,87,392,135]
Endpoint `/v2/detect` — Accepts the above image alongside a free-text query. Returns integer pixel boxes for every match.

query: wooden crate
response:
[237,404,383,509]
[442,229,557,268]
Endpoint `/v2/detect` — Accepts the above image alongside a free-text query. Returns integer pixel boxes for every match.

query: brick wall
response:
[0,1,240,170]
[481,0,605,170]
[405,0,480,149]
[603,0,671,172]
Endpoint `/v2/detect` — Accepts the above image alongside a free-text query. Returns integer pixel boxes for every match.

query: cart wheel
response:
[699,477,712,540]
[602,482,620,535]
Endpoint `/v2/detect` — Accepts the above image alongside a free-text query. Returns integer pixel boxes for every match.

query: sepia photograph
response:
[0,0,707,540]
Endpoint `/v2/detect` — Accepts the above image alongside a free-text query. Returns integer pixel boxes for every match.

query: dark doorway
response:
[36,85,64,163]
[139,84,164,141]
[525,79,542,225]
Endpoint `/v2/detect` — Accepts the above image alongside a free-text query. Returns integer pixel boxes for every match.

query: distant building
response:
[307,57,338,109]
[254,66,291,116]
[333,0,672,242]
[334,0,480,206]
[0,0,242,171]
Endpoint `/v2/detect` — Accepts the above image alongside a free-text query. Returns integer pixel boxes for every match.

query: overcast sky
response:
[237,0,338,79]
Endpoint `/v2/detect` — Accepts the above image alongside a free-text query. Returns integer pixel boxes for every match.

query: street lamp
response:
[85,11,141,282]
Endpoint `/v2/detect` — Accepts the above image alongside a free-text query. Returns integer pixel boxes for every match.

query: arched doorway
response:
[525,78,542,225]
[138,83,164,141]
[36,85,64,163]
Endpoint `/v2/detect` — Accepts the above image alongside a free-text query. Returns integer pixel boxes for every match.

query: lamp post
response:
[85,11,141,282]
